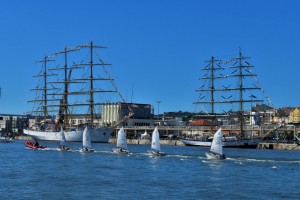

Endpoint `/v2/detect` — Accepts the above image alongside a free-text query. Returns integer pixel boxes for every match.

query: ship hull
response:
[181,138,262,148]
[222,138,262,148]
[180,139,212,147]
[23,127,112,143]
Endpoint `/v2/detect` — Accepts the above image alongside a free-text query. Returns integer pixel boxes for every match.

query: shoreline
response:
[14,136,300,150]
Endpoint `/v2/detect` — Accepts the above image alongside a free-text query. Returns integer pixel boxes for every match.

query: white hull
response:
[23,127,111,143]
[79,148,95,153]
[180,139,211,147]
[113,148,129,154]
[205,152,225,159]
[147,150,166,156]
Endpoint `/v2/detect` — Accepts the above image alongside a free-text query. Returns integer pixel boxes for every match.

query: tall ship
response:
[24,42,133,142]
[182,50,266,148]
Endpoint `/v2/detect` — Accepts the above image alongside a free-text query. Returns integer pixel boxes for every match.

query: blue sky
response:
[0,0,299,115]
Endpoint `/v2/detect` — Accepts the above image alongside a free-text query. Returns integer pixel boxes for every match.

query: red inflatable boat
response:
[25,141,47,149]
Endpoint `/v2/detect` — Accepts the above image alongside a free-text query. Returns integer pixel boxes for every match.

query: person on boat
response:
[34,140,39,147]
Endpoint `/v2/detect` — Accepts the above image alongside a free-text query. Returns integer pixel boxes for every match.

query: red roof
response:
[190,119,211,126]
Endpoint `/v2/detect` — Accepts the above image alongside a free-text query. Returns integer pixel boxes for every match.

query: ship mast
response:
[194,56,224,134]
[29,56,57,119]
[75,41,114,124]
[50,46,79,128]
[31,41,132,128]
[227,49,263,137]
[195,50,264,137]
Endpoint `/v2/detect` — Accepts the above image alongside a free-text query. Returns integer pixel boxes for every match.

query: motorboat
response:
[25,141,47,150]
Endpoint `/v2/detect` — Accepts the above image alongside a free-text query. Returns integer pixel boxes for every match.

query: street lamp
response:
[156,100,161,119]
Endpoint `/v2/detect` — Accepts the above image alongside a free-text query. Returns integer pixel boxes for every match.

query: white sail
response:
[82,126,92,149]
[210,128,223,155]
[151,127,161,151]
[116,127,127,150]
[59,127,67,146]
[141,130,150,139]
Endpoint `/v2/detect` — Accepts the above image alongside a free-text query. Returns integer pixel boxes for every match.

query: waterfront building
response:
[0,114,27,136]
[288,108,300,124]
[102,102,154,127]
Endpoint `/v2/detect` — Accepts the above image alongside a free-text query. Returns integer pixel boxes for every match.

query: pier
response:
[257,142,300,150]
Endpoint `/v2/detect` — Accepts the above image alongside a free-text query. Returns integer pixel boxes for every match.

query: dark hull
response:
[223,138,262,149]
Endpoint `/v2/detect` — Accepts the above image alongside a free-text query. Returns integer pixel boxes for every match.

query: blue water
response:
[0,141,299,200]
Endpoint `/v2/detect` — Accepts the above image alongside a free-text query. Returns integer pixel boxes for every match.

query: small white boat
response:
[205,128,226,159]
[0,137,15,143]
[141,130,150,140]
[147,127,166,156]
[57,128,70,151]
[79,126,95,153]
[113,127,129,154]
[180,138,211,147]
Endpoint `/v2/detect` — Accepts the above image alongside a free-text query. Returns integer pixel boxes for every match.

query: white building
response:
[102,102,154,127]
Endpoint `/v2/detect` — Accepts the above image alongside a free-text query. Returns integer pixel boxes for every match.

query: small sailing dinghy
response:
[147,127,166,156]
[79,126,95,153]
[57,127,70,151]
[113,127,129,154]
[205,128,226,159]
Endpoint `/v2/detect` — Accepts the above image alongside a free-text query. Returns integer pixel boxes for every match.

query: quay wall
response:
[109,138,185,146]
[257,142,300,150]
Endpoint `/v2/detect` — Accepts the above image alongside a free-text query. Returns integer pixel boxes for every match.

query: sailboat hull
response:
[205,152,226,159]
[79,148,95,153]
[23,127,111,143]
[147,150,166,156]
[113,148,129,154]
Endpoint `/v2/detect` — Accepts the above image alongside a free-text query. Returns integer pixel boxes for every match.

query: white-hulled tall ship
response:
[24,42,133,142]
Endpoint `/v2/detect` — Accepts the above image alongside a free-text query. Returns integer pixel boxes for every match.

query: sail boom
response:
[44,102,113,107]
[74,63,112,67]
[48,81,86,84]
[31,88,59,91]
[229,65,254,68]
[73,78,114,81]
[194,99,263,104]
[33,74,58,78]
[200,76,226,80]
[28,100,60,103]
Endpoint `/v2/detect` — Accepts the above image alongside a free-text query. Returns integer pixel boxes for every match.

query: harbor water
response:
[1,140,300,199]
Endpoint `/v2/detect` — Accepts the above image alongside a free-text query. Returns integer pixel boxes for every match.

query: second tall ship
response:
[24,42,132,142]
[182,50,266,148]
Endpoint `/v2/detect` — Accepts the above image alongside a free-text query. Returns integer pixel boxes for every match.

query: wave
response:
[226,156,300,164]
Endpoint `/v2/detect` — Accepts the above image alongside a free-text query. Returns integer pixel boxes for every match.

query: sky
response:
[0,0,300,115]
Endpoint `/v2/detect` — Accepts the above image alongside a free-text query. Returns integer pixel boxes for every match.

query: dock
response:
[257,142,300,150]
